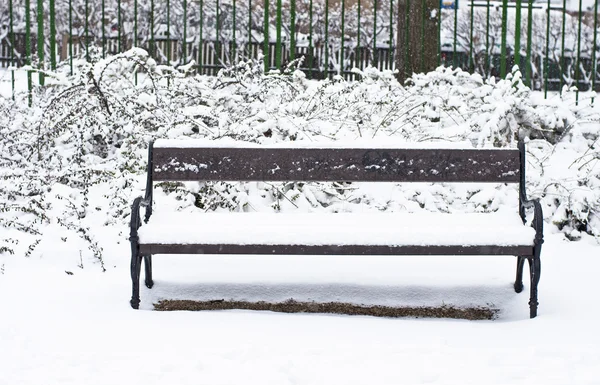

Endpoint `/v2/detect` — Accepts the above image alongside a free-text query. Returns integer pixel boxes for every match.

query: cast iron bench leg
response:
[144,255,154,289]
[514,256,526,293]
[130,253,142,309]
[528,250,542,319]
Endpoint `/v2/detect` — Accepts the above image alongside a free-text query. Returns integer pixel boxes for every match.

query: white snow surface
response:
[139,211,535,246]
[1,230,600,385]
[154,138,491,149]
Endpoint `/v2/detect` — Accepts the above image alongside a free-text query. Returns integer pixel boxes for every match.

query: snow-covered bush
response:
[0,49,598,266]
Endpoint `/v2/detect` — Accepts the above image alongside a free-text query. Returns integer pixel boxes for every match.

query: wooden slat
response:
[152,147,520,183]
[140,243,533,256]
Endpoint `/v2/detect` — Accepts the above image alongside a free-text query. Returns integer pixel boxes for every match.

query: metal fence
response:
[1,0,599,101]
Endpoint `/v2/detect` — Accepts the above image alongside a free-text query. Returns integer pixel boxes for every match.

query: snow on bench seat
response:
[138,211,535,247]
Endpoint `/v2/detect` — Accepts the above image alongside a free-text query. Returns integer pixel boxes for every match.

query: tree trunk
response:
[397,0,440,83]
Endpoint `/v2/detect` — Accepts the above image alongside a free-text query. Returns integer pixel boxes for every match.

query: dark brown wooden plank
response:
[140,243,534,256]
[152,147,520,183]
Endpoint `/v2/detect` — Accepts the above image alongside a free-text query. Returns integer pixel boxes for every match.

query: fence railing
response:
[1,0,598,103]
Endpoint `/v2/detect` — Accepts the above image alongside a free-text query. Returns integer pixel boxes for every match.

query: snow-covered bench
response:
[129,140,544,318]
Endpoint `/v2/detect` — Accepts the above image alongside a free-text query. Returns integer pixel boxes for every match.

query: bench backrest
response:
[150,141,521,183]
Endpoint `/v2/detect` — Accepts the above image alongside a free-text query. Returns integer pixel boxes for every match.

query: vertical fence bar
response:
[198,0,203,73]
[264,0,269,72]
[325,0,329,76]
[340,0,345,75]
[102,0,106,57]
[437,0,441,67]
[69,0,73,74]
[232,0,236,62]
[290,0,296,62]
[26,0,32,106]
[50,0,56,70]
[37,0,44,86]
[526,0,533,86]
[373,0,377,67]
[151,0,155,58]
[560,0,566,94]
[486,0,490,75]
[85,0,89,61]
[515,0,521,67]
[309,0,313,77]
[167,0,171,63]
[276,0,282,69]
[405,0,410,73]
[183,0,188,63]
[389,0,393,69]
[118,0,122,52]
[575,0,583,104]
[592,0,598,99]
[452,0,458,67]
[9,0,14,100]
[544,0,550,98]
[420,0,425,72]
[248,0,252,55]
[357,0,361,70]
[469,0,474,71]
[500,0,508,78]
[216,0,220,68]
[134,0,138,84]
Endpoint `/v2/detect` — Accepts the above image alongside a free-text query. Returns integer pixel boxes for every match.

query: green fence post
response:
[9,0,14,100]
[500,0,507,78]
[69,0,73,74]
[452,0,457,68]
[232,0,236,62]
[26,0,32,106]
[420,0,425,72]
[341,0,345,75]
[135,0,138,84]
[102,0,105,57]
[592,0,598,99]
[183,0,188,63]
[389,0,393,69]
[216,0,220,69]
[290,0,296,62]
[526,0,533,86]
[373,0,377,67]
[85,0,89,61]
[276,0,282,69]
[134,0,138,49]
[486,0,490,75]
[118,0,122,53]
[469,0,474,71]
[264,0,269,72]
[167,0,171,64]
[437,0,441,67]
[309,0,313,77]
[515,0,521,67]
[50,0,56,70]
[560,0,566,94]
[248,0,252,55]
[575,0,583,104]
[198,0,203,73]
[405,0,410,73]
[150,0,155,58]
[544,0,550,98]
[357,0,361,70]
[37,0,44,86]
[325,0,329,76]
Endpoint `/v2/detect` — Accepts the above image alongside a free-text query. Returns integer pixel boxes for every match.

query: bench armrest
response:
[130,142,155,244]
[518,141,543,246]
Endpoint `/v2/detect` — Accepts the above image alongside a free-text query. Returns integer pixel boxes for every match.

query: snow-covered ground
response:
[1,56,600,384]
[1,228,599,384]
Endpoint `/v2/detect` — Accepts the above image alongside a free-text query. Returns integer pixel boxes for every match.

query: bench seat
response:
[138,211,536,255]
